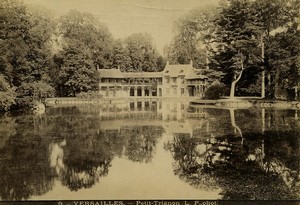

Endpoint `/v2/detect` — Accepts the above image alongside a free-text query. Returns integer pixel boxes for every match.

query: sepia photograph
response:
[0,0,300,204]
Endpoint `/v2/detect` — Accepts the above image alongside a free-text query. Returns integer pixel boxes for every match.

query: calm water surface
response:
[0,100,300,200]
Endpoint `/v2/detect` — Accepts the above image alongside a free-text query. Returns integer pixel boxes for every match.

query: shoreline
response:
[44,97,300,109]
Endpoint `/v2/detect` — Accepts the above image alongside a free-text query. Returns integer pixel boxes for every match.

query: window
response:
[181,88,184,95]
[172,77,177,83]
[166,77,170,83]
[181,76,184,84]
[173,88,177,95]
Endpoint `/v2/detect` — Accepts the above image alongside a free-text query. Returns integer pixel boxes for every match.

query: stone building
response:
[98,61,208,98]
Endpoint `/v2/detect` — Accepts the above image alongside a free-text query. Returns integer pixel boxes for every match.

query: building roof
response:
[98,69,162,78]
[163,64,193,77]
[123,72,162,78]
[185,69,208,80]
[98,69,124,78]
[163,62,208,79]
[98,62,208,80]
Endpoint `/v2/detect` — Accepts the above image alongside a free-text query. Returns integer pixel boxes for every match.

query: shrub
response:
[0,75,16,111]
[204,83,226,99]
[16,81,55,107]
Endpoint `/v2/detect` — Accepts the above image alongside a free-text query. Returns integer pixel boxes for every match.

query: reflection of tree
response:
[165,133,218,190]
[206,131,300,200]
[0,105,165,197]
[0,115,53,200]
[122,126,164,163]
[46,107,165,191]
[0,116,17,150]
[166,109,300,200]
[46,110,119,191]
[263,129,300,198]
[229,109,243,144]
[60,135,114,191]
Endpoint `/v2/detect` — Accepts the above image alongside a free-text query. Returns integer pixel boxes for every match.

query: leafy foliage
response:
[0,75,16,111]
[169,0,300,99]
[210,0,300,98]
[0,0,55,110]
[204,83,226,99]
[165,6,217,69]
[122,33,166,72]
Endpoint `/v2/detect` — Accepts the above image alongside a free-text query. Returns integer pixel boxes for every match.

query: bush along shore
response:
[191,98,300,109]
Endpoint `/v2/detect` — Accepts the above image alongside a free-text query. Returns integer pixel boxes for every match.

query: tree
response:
[111,39,132,71]
[0,75,16,111]
[267,24,300,100]
[58,10,114,69]
[57,41,99,96]
[211,0,263,98]
[55,10,113,96]
[123,33,165,72]
[249,0,300,99]
[165,6,217,69]
[0,0,55,108]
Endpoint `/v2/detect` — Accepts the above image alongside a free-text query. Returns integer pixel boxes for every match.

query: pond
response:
[0,99,299,200]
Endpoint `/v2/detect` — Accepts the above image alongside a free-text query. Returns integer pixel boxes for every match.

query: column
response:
[106,87,109,97]
[142,87,145,97]
[134,101,138,110]
[142,101,145,109]
[134,87,137,97]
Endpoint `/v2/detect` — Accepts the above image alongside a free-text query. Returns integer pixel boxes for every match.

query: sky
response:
[23,0,219,54]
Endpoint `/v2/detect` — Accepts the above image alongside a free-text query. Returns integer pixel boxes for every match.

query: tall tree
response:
[267,25,300,100]
[58,10,114,69]
[111,39,132,71]
[123,33,165,72]
[58,41,98,96]
[55,10,113,96]
[211,0,261,98]
[0,0,55,108]
[165,6,217,69]
[250,0,300,99]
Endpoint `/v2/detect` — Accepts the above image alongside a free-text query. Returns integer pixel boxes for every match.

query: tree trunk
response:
[262,70,265,99]
[229,69,244,99]
[267,71,272,98]
[230,80,237,99]
[262,109,265,133]
[274,67,280,99]
[261,35,265,99]
[206,44,210,70]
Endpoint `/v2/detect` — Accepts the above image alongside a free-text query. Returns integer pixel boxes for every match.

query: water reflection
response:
[0,115,54,200]
[0,100,299,200]
[165,107,300,200]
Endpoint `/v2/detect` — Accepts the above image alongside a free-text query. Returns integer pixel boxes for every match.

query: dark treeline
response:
[165,0,300,99]
[1,0,300,111]
[0,0,166,111]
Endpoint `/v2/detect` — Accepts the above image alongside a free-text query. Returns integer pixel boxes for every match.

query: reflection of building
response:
[98,61,208,98]
[98,100,210,138]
